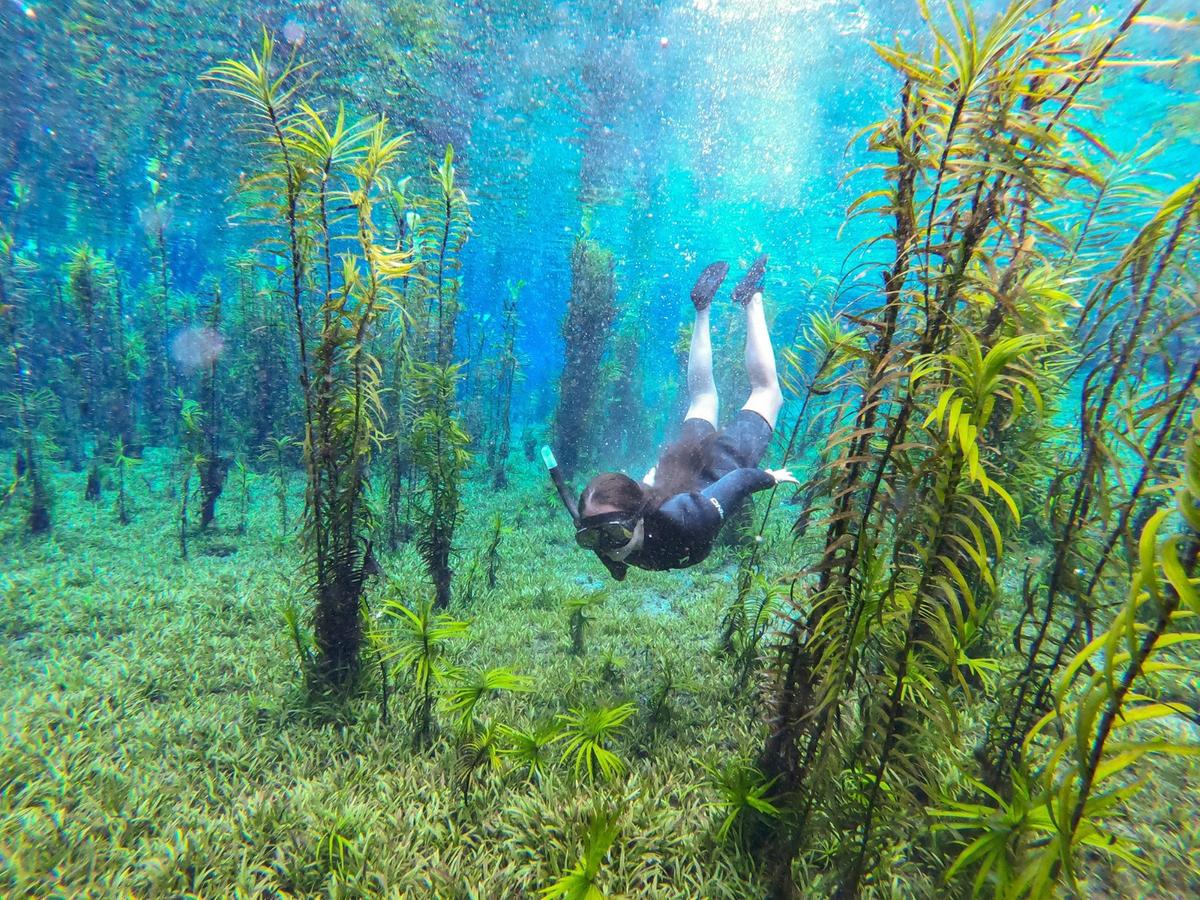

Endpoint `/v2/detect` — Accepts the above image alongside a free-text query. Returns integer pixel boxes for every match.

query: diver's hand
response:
[765,467,799,486]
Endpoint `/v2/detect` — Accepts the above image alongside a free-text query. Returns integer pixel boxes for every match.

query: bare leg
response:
[741,293,783,427]
[685,306,718,425]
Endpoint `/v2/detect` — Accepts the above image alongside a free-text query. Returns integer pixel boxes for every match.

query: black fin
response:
[690,261,729,311]
[732,254,768,306]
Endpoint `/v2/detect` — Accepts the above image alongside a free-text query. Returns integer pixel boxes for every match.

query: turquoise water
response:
[3,1,1190,421]
[2,1,1199,896]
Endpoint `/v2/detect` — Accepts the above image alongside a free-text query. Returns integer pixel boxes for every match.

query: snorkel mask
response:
[545,446,641,581]
[574,512,638,552]
[541,445,638,552]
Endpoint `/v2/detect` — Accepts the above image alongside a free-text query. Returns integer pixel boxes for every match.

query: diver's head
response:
[576,472,646,557]
[578,471,644,518]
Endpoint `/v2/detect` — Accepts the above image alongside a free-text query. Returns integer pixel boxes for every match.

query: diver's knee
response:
[768,386,784,416]
[686,395,719,426]
[753,381,782,407]
[745,385,783,426]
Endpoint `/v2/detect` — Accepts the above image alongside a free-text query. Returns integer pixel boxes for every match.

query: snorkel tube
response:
[544,445,629,581]
[541,446,579,525]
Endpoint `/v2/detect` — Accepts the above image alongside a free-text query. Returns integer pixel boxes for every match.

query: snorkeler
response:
[545,255,797,581]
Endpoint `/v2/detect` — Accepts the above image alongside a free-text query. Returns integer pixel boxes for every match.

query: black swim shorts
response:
[679,409,774,487]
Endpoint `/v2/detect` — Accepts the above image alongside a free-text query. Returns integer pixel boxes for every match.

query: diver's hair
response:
[647,427,714,507]
[578,426,714,518]
[579,471,645,518]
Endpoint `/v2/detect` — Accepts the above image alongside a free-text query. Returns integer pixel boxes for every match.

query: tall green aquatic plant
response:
[142,188,174,444]
[382,184,418,551]
[408,145,473,609]
[176,394,204,560]
[66,245,111,500]
[554,237,617,479]
[987,175,1200,785]
[204,33,413,686]
[413,144,471,369]
[260,434,296,537]
[934,406,1200,896]
[108,274,137,452]
[197,285,228,529]
[112,436,137,525]
[231,257,291,451]
[489,278,522,488]
[750,2,1158,894]
[0,223,53,533]
[410,361,471,610]
[484,510,504,589]
[601,303,648,468]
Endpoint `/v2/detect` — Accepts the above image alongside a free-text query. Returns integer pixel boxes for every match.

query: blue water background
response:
[2,0,1195,461]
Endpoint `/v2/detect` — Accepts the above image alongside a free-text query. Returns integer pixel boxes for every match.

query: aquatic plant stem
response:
[994,182,1200,781]
[840,454,962,896]
[1027,354,1200,720]
[1058,533,1198,881]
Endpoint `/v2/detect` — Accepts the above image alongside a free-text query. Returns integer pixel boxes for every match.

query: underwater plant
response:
[499,722,559,785]
[484,510,504,589]
[564,591,605,657]
[377,178,419,553]
[489,278,523,488]
[205,34,415,685]
[460,311,493,450]
[554,702,635,783]
[176,394,205,559]
[195,285,228,530]
[0,386,56,535]
[111,436,138,525]
[442,665,532,736]
[108,274,138,452]
[66,245,113,501]
[283,597,316,676]
[0,232,54,534]
[231,456,250,535]
[453,719,505,802]
[933,406,1200,896]
[409,146,474,609]
[600,310,647,468]
[718,570,783,694]
[259,434,295,537]
[642,656,685,734]
[986,174,1200,787]
[412,145,471,370]
[141,192,174,445]
[231,258,292,453]
[743,2,1187,895]
[372,592,469,748]
[456,550,485,607]
[553,237,617,478]
[703,760,781,847]
[541,807,622,900]
[410,360,471,609]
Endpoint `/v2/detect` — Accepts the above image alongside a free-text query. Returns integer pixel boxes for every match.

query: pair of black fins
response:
[690,254,768,311]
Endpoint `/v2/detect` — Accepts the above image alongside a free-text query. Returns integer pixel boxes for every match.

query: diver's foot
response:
[732,254,768,306]
[691,261,729,311]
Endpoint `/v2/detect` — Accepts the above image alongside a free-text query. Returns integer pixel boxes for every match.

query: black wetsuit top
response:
[600,467,775,581]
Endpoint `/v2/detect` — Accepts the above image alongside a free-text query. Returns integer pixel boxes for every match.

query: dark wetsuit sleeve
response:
[654,492,725,551]
[701,467,776,516]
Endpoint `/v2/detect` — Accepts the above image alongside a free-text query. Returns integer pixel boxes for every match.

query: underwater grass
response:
[2,448,1195,896]
[0,450,776,896]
